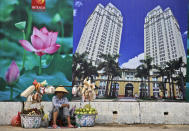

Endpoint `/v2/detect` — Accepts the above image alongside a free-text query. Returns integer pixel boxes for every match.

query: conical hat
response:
[55,86,68,93]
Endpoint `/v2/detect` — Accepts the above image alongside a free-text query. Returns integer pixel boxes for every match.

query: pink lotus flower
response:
[5,61,20,84]
[19,27,61,56]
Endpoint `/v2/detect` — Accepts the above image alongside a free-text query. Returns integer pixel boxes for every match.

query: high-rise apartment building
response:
[76,3,123,65]
[144,6,186,66]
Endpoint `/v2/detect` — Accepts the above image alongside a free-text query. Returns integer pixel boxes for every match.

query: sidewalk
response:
[1,125,189,131]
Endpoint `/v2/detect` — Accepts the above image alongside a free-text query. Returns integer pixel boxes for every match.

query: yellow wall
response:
[95,78,178,98]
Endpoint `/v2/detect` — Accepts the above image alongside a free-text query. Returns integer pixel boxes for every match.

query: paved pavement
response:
[1,125,189,131]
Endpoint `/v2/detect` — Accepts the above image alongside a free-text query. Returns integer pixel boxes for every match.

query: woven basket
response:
[20,114,42,128]
[76,114,96,127]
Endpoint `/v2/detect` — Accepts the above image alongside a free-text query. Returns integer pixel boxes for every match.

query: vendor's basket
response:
[75,114,97,127]
[20,114,42,128]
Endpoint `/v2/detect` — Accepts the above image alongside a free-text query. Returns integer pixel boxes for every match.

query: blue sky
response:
[73,0,188,65]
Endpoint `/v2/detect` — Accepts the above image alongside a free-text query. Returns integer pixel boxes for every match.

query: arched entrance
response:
[125,83,133,97]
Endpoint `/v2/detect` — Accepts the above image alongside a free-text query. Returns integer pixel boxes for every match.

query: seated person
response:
[52,86,74,128]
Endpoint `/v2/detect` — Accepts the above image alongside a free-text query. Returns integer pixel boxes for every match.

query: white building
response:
[144,6,186,66]
[76,3,123,65]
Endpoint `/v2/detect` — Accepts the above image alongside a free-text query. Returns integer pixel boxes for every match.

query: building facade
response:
[76,3,123,65]
[144,6,186,66]
[95,69,182,99]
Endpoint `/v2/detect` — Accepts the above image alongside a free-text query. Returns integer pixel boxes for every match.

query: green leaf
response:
[32,12,52,25]
[43,54,72,81]
[0,39,24,58]
[0,77,7,91]
[20,67,25,76]
[0,28,22,42]
[57,37,73,54]
[45,55,54,65]
[24,52,39,70]
[0,60,11,78]
[18,71,71,87]
[15,21,26,30]
[0,0,19,22]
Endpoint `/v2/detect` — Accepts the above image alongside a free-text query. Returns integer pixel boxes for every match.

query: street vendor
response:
[52,86,74,128]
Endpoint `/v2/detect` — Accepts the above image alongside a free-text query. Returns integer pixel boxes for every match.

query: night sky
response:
[73,0,188,65]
